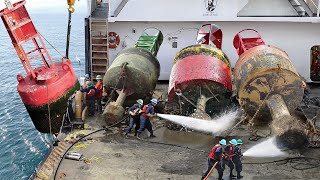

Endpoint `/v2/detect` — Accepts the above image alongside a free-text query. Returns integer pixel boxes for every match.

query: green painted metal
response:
[135,28,163,56]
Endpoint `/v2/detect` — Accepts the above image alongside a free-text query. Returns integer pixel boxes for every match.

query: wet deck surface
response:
[34,83,320,180]
[41,117,320,180]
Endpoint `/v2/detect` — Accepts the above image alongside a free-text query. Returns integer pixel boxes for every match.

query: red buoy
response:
[0,1,79,133]
[168,24,232,118]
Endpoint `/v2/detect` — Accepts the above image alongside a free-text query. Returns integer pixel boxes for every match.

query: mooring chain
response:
[299,105,320,136]
[108,63,128,103]
[175,89,207,114]
[247,65,283,137]
[204,83,220,103]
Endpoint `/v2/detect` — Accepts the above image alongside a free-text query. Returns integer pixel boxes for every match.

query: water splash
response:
[243,137,287,157]
[157,109,239,135]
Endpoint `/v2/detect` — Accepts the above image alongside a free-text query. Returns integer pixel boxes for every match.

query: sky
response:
[0,0,87,14]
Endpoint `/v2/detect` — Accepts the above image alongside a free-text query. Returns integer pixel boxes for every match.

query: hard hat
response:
[229,139,238,145]
[237,139,243,145]
[219,139,227,145]
[96,75,103,80]
[150,98,158,104]
[86,81,92,87]
[136,99,143,105]
[85,74,90,78]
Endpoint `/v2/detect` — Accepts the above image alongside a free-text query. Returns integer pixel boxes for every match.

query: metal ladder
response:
[89,17,108,80]
[288,0,314,16]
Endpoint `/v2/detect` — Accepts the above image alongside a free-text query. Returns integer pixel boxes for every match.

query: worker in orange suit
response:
[81,81,96,116]
[95,75,104,113]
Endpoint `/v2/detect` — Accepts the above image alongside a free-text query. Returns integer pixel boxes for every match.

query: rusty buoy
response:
[233,29,307,149]
[103,29,163,124]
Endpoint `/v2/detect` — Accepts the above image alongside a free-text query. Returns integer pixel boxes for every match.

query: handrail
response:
[317,0,320,17]
[305,0,320,17]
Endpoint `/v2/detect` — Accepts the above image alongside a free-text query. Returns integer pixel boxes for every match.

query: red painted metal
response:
[168,54,232,101]
[196,24,223,49]
[0,0,54,79]
[17,61,77,106]
[0,0,78,107]
[233,29,265,56]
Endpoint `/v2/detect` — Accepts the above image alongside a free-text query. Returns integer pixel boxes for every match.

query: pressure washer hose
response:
[53,115,129,180]
[204,161,219,180]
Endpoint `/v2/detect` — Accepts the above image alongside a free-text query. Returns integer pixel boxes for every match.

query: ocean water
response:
[0,12,85,179]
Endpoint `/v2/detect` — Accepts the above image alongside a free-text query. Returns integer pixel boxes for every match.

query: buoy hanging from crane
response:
[0,0,80,133]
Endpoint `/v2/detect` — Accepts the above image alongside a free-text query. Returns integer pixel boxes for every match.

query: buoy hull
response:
[234,45,305,122]
[168,45,232,116]
[18,62,80,133]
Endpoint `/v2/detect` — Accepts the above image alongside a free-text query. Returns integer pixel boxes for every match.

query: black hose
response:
[53,115,129,180]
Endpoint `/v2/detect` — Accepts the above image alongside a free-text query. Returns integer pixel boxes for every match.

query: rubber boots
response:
[230,170,236,179]
[237,171,243,179]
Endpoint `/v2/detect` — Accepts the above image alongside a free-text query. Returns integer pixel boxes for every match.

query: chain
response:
[204,83,220,102]
[247,65,283,135]
[300,105,320,135]
[107,63,128,105]
[175,90,207,114]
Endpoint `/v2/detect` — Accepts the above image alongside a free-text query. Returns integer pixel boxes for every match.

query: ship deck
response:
[32,83,320,180]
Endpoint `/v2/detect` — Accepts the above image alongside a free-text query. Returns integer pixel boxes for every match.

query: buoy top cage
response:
[233,29,266,56]
[0,0,58,81]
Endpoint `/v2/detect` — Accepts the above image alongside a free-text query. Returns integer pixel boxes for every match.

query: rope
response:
[53,115,130,180]
[38,31,65,58]
[45,81,55,178]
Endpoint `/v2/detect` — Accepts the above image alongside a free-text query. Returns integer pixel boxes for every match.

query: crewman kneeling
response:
[201,139,226,180]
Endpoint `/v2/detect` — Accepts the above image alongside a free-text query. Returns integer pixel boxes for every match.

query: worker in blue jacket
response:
[232,139,244,179]
[223,139,237,179]
[80,81,97,116]
[125,99,143,137]
[137,98,157,139]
